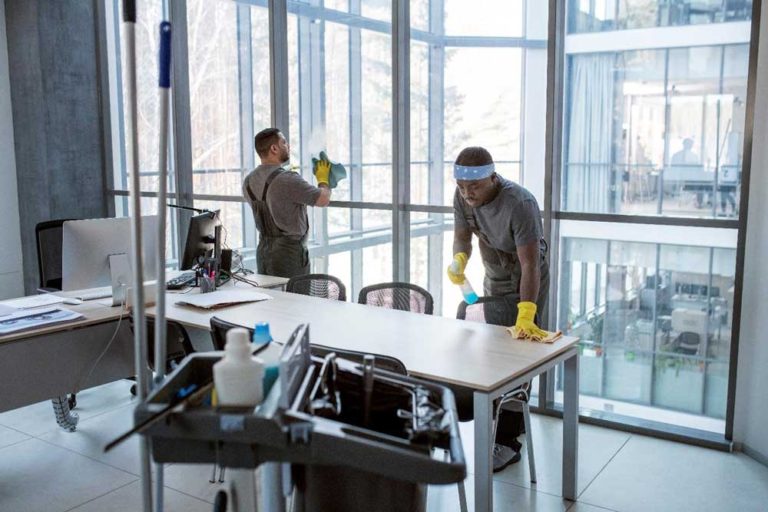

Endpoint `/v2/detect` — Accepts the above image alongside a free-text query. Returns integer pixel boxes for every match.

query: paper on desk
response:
[1,294,65,310]
[0,307,84,335]
[175,289,272,310]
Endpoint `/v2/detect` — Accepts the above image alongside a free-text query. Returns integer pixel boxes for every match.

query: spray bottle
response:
[450,260,479,305]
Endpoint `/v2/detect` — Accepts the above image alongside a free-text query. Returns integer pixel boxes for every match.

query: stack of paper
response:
[0,307,84,335]
[175,289,273,310]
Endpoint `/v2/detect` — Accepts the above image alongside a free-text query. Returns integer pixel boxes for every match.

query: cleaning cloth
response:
[312,151,347,189]
[506,326,564,344]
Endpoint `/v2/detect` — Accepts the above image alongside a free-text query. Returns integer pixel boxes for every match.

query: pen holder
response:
[200,275,216,293]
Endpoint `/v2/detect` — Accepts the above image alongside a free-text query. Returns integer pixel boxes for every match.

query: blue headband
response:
[454,163,495,180]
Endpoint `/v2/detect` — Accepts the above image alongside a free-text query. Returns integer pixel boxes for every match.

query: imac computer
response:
[180,210,221,270]
[61,216,158,295]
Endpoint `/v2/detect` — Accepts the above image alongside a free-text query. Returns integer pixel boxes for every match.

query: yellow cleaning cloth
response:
[506,326,563,343]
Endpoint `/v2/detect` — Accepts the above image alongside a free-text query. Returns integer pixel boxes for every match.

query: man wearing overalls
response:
[448,146,550,471]
[243,128,332,277]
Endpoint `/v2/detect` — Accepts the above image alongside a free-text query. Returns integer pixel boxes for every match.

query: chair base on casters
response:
[51,395,79,432]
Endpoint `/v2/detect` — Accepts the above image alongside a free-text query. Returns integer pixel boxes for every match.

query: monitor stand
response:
[109,253,131,307]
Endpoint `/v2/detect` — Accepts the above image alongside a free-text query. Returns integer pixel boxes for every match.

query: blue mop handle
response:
[159,22,171,89]
[122,0,136,23]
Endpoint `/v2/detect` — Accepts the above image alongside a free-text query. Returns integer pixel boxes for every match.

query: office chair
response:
[210,316,254,351]
[357,282,434,315]
[310,343,407,375]
[128,317,195,395]
[457,296,537,484]
[36,219,79,421]
[286,273,347,301]
[35,218,76,291]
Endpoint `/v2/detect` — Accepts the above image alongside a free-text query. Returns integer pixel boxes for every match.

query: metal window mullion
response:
[392,0,410,282]
[542,0,567,407]
[237,4,257,251]
[725,0,762,441]
[427,0,445,313]
[169,0,195,254]
[269,0,290,136]
[350,0,363,299]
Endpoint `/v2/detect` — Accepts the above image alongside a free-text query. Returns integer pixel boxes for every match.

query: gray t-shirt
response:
[242,164,321,237]
[453,176,543,255]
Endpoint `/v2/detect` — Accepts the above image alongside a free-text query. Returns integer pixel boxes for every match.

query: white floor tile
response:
[163,463,227,504]
[0,380,135,437]
[68,480,213,512]
[0,424,29,449]
[427,477,571,512]
[459,414,631,497]
[578,435,768,512]
[0,438,136,512]
[39,404,144,476]
[567,502,618,512]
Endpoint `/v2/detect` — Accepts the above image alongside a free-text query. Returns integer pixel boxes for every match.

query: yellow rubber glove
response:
[514,301,550,340]
[447,252,468,285]
[315,159,331,186]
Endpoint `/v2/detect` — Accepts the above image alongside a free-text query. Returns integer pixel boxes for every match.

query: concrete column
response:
[0,0,24,299]
[5,0,108,293]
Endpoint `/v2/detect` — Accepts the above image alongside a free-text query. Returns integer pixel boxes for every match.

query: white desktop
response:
[61,216,158,304]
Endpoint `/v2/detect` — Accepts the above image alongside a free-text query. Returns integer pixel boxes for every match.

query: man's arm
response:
[315,184,331,207]
[453,225,473,258]
[516,240,540,303]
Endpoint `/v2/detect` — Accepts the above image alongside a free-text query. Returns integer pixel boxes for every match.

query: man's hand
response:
[513,301,549,340]
[314,159,331,186]
[447,252,468,285]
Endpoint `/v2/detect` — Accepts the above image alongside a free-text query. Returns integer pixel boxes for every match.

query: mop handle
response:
[154,22,172,384]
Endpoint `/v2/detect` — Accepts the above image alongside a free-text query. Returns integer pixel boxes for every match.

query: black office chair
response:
[310,343,407,376]
[357,282,434,315]
[210,316,254,351]
[286,273,347,301]
[674,331,701,355]
[456,296,537,483]
[36,219,79,422]
[127,318,196,395]
[35,218,76,291]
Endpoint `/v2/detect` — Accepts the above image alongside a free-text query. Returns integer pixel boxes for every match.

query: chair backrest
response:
[357,282,434,315]
[132,317,195,372]
[210,316,254,351]
[457,296,518,327]
[310,343,408,376]
[35,219,76,290]
[675,331,701,355]
[286,273,347,301]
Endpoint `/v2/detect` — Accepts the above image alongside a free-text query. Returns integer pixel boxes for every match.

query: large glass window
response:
[568,0,753,33]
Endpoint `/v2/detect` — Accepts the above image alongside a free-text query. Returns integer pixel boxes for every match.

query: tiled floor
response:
[2,381,767,512]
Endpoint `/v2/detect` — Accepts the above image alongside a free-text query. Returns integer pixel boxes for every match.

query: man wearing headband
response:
[448,146,550,471]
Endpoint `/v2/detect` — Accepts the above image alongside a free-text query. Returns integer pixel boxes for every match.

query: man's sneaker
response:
[492,443,521,473]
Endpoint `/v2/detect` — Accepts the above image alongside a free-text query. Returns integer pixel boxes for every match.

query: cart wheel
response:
[68,394,77,410]
[213,490,227,512]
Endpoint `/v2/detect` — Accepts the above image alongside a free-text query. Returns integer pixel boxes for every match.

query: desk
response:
[0,274,288,414]
[1,282,579,511]
[161,287,581,510]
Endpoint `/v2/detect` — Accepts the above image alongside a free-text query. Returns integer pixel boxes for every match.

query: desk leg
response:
[473,391,493,512]
[562,351,579,501]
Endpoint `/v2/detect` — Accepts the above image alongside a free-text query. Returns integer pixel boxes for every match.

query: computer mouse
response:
[62,297,83,306]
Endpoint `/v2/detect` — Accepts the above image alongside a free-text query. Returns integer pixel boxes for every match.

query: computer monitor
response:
[180,210,221,270]
[61,216,158,291]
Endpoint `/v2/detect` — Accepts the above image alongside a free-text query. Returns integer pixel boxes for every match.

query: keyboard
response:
[76,289,113,301]
[166,272,196,290]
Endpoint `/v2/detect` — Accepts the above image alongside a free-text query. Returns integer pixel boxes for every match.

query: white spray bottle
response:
[450,260,479,304]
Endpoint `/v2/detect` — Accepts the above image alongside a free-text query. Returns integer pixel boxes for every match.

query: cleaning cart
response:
[135,323,466,512]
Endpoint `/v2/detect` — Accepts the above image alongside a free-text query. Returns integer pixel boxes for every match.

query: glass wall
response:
[562,44,749,218]
[557,2,750,433]
[568,0,753,33]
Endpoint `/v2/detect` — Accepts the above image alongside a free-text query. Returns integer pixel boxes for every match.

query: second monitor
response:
[181,210,221,270]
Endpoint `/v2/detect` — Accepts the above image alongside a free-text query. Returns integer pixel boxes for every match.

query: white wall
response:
[0,1,24,299]
[734,9,768,466]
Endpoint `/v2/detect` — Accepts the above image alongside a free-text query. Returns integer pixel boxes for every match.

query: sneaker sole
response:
[492,450,521,473]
